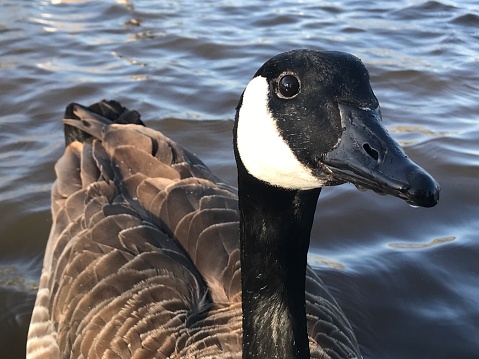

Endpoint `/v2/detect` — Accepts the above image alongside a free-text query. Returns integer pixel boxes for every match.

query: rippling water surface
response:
[1,1,478,358]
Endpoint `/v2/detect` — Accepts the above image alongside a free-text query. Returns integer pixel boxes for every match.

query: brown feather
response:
[27,101,358,359]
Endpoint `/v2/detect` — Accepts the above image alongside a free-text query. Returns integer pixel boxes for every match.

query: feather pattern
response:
[27,100,360,359]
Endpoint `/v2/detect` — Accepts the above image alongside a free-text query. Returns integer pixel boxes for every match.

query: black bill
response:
[323,103,440,208]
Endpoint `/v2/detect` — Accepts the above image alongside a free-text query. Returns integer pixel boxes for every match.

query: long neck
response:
[237,163,321,359]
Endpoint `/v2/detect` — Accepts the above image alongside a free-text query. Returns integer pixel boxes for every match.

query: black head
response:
[234,50,439,207]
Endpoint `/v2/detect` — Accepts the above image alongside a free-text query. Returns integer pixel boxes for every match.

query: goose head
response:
[234,49,440,207]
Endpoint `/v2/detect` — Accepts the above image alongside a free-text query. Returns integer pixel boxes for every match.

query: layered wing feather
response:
[27,100,359,359]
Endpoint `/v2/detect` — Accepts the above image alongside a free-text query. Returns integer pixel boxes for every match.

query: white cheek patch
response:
[236,76,325,190]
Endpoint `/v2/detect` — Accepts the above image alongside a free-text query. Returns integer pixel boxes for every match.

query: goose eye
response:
[277,74,300,98]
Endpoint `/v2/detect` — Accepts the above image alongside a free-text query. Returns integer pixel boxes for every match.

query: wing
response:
[26,101,242,359]
[27,100,359,359]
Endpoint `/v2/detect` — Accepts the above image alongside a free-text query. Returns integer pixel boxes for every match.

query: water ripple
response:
[1,0,479,357]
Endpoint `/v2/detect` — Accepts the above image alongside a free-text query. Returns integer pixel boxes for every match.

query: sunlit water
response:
[1,1,478,358]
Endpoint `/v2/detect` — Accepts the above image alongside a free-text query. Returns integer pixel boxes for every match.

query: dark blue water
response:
[1,1,478,358]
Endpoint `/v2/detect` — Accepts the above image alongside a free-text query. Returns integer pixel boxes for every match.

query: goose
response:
[26,49,440,359]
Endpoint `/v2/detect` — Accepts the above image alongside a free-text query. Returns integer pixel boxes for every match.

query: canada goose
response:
[26,49,440,359]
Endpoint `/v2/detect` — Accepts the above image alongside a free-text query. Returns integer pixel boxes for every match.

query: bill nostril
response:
[363,143,379,161]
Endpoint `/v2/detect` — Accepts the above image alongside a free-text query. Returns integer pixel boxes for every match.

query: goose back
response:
[26,100,360,359]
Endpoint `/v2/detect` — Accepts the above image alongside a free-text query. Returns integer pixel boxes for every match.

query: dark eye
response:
[277,74,300,98]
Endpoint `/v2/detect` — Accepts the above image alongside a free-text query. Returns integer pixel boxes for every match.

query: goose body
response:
[27,50,439,359]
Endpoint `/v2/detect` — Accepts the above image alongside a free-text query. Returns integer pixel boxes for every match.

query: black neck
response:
[236,161,320,359]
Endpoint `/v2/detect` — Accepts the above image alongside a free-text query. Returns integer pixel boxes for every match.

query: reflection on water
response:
[388,235,456,249]
[0,266,38,293]
[308,254,346,270]
[388,125,456,146]
[1,0,479,358]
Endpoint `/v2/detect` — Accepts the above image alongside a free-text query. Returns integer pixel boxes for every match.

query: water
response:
[1,0,478,358]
